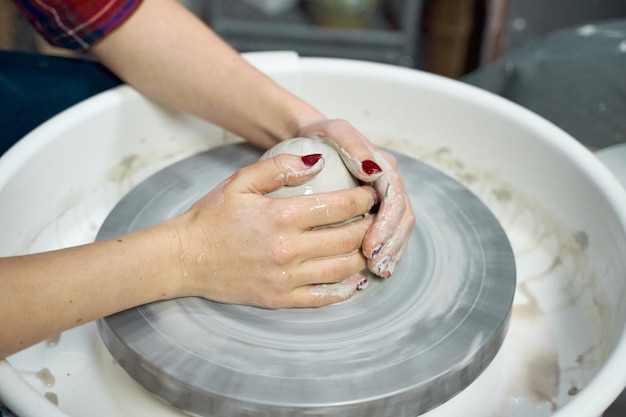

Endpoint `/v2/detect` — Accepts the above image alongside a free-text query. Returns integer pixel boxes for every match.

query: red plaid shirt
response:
[13,0,142,50]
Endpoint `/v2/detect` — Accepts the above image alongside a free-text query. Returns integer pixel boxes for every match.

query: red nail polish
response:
[362,160,382,175]
[302,153,323,166]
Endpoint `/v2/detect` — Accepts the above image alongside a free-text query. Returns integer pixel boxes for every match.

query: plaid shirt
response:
[13,0,143,50]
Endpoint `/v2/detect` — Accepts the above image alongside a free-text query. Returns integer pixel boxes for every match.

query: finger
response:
[301,215,374,258]
[320,136,384,183]
[367,213,413,278]
[300,215,374,259]
[231,153,325,195]
[300,119,383,182]
[254,250,368,309]
[362,149,413,257]
[362,190,407,259]
[294,248,369,287]
[277,273,369,308]
[271,186,377,230]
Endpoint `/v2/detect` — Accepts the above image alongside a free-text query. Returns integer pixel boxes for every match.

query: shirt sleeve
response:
[12,0,143,50]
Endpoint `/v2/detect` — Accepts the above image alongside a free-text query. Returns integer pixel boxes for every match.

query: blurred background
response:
[4,0,624,150]
[1,0,625,79]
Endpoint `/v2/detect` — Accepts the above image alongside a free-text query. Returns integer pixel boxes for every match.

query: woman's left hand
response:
[298,119,415,278]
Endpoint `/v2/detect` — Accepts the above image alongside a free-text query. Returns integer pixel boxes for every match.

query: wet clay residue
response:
[45,333,61,348]
[45,391,59,406]
[107,154,146,192]
[495,284,560,414]
[568,384,580,396]
[36,368,56,388]
[372,137,605,416]
[17,367,56,389]
[573,230,589,251]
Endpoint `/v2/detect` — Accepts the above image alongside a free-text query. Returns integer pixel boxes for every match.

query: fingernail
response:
[302,153,323,166]
[370,244,382,258]
[356,278,369,291]
[377,256,397,279]
[375,256,391,277]
[362,160,382,175]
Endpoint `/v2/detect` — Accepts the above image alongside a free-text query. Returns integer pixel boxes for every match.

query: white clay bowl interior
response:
[0,51,625,417]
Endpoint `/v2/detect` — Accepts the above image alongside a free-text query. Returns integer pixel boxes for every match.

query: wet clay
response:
[260,137,359,197]
[262,137,369,300]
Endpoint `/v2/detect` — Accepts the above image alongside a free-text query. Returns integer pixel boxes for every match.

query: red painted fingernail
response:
[356,278,368,291]
[362,160,382,175]
[302,153,323,166]
[370,244,382,258]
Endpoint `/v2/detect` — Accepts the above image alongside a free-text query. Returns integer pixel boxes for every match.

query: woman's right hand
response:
[166,152,377,309]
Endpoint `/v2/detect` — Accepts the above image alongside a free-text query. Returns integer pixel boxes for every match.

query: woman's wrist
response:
[159,212,215,299]
[267,94,328,144]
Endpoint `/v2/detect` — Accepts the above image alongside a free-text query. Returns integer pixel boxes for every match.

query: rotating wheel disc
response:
[97,143,516,417]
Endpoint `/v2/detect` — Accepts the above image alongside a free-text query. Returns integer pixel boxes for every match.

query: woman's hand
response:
[90,0,412,279]
[169,152,377,309]
[297,119,415,279]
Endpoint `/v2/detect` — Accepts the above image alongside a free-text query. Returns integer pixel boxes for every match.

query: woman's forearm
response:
[91,0,325,149]
[0,222,181,359]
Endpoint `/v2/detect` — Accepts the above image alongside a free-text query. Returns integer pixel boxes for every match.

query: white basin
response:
[0,51,625,417]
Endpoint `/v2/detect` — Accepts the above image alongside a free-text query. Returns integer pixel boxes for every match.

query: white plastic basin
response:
[0,52,625,417]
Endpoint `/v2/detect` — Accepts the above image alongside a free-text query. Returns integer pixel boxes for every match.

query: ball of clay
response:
[261,137,359,198]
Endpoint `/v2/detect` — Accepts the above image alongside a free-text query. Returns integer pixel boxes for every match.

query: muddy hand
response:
[175,152,377,308]
[298,119,415,278]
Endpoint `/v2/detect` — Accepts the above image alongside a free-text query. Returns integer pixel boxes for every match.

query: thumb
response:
[235,153,325,196]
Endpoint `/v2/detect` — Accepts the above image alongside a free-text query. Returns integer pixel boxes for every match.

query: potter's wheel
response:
[96,143,515,417]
